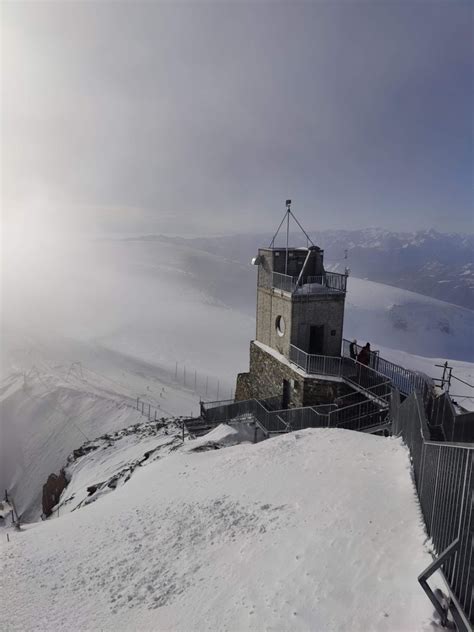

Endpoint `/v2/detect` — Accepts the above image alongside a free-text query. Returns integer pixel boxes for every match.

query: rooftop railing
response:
[271,271,347,295]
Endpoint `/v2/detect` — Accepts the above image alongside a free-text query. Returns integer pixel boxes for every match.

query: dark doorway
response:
[282,379,291,409]
[309,325,324,355]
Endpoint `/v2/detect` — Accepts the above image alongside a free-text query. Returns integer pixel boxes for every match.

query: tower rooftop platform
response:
[270,271,347,295]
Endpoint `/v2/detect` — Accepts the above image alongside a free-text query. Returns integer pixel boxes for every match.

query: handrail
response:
[342,338,432,399]
[271,271,347,295]
[393,389,473,626]
[418,538,461,629]
[289,344,392,405]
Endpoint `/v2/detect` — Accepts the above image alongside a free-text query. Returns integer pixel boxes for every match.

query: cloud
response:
[2,1,472,234]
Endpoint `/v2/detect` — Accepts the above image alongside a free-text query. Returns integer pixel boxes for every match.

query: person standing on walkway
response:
[357,342,371,366]
[349,339,358,360]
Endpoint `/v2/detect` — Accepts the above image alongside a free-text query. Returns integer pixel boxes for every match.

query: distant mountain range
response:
[157,229,474,311]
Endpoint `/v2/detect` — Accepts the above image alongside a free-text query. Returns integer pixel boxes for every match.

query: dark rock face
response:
[42,470,68,517]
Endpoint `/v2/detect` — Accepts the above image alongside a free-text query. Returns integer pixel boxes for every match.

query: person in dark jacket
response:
[357,342,371,366]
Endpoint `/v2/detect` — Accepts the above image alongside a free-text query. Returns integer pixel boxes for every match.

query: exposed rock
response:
[42,470,68,517]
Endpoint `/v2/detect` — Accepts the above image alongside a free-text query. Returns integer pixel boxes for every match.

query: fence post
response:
[429,447,442,536]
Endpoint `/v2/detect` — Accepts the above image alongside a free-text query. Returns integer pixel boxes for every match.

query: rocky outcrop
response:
[42,470,68,517]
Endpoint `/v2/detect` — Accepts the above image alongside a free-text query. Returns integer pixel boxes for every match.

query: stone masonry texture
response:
[236,341,351,408]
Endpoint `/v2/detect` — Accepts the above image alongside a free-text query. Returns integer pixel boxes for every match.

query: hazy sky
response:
[2,1,473,236]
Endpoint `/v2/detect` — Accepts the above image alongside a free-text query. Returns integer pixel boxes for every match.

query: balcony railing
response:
[271,271,347,295]
[289,344,392,405]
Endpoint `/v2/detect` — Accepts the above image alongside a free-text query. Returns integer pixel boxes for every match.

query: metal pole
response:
[269,209,289,248]
[194,370,197,391]
[217,380,220,400]
[175,362,178,380]
[136,396,139,410]
[447,367,453,392]
[285,207,289,275]
[206,376,208,396]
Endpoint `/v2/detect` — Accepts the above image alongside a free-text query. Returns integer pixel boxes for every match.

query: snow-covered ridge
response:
[1,429,440,631]
[49,421,256,518]
[0,358,200,522]
[50,419,184,517]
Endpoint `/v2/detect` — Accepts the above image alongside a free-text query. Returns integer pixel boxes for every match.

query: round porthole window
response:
[275,315,285,337]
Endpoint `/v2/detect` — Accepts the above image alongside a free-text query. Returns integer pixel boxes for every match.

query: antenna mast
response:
[285,199,291,275]
[269,200,316,254]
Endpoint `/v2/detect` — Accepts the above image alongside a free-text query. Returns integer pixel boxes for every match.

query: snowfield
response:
[344,277,474,362]
[1,429,438,632]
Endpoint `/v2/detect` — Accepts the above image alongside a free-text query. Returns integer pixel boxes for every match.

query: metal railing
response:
[342,339,431,400]
[344,361,392,405]
[201,395,389,436]
[272,272,297,293]
[201,398,290,435]
[392,389,473,627]
[306,273,348,292]
[289,345,343,376]
[327,399,388,431]
[289,344,392,405]
[271,271,347,295]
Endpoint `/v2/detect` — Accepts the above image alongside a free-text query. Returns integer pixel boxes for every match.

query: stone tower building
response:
[236,209,349,408]
[255,245,346,359]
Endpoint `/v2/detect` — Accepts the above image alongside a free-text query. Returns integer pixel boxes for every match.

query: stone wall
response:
[235,371,252,401]
[235,341,351,408]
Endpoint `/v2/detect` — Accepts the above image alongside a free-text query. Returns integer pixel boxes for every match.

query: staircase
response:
[183,417,219,438]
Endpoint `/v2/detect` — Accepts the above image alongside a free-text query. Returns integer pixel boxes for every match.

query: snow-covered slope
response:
[344,277,474,361]
[0,360,199,522]
[1,429,439,632]
[2,235,472,522]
